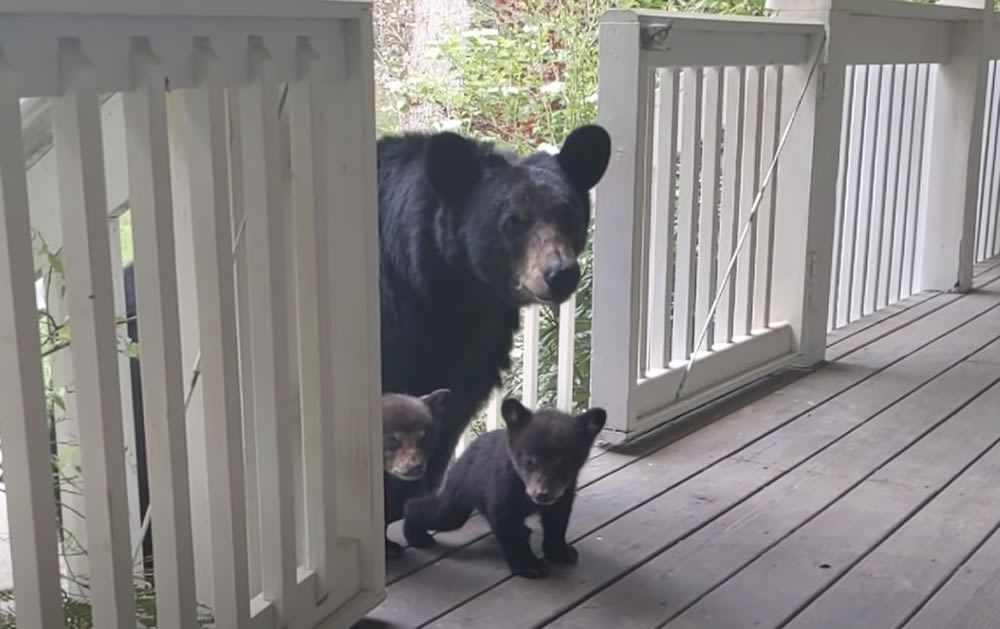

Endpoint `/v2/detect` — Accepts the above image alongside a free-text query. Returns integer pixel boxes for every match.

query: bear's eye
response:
[502,213,526,237]
[521,455,538,471]
[384,435,400,449]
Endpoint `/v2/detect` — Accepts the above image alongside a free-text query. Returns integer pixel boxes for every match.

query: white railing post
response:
[591,10,650,437]
[766,0,848,365]
[918,0,992,292]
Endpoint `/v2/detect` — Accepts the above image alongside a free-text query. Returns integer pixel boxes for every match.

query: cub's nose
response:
[542,259,580,301]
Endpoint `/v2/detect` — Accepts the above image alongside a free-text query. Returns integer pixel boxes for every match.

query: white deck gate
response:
[0,1,384,627]
[592,0,1000,443]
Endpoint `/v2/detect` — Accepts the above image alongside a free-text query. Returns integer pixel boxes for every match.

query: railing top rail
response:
[0,0,369,20]
[603,8,824,35]
[768,0,985,22]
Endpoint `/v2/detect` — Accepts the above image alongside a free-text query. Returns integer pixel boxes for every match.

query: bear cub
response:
[403,399,606,578]
[382,389,450,559]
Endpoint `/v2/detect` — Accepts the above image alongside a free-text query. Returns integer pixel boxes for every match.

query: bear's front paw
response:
[509,557,550,579]
[385,539,403,560]
[404,526,436,549]
[544,542,579,565]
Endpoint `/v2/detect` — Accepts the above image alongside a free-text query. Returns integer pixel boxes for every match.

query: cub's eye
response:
[384,435,400,449]
[502,214,526,237]
[521,455,538,471]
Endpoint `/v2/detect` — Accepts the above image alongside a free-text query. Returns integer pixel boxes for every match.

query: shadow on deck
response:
[363,258,1000,629]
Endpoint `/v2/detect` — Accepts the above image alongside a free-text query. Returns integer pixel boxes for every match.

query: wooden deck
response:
[361,259,1000,629]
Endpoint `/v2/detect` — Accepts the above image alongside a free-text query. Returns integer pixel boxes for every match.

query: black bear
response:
[377,124,611,497]
[403,399,606,578]
[381,389,450,559]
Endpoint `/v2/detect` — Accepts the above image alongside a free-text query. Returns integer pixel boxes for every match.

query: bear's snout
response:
[542,258,580,303]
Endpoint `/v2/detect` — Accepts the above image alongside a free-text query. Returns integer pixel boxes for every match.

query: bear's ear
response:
[557,125,611,192]
[501,398,532,429]
[425,132,483,203]
[420,388,450,418]
[577,407,607,438]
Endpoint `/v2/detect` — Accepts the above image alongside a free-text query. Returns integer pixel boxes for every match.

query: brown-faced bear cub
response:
[403,398,606,578]
[382,389,450,559]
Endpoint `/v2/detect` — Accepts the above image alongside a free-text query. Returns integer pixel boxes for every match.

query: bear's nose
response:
[542,259,580,301]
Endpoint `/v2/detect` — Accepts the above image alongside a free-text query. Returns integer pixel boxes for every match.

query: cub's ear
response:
[558,124,611,192]
[501,398,533,429]
[420,388,451,418]
[577,407,607,438]
[425,131,483,203]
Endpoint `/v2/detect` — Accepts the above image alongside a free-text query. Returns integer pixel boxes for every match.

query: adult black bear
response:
[377,124,611,494]
[403,399,607,578]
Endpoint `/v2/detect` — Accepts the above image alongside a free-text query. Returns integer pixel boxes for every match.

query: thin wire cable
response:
[674,32,828,402]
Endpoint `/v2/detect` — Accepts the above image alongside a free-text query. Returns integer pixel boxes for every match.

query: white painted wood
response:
[864,65,892,316]
[829,64,855,329]
[889,65,915,303]
[979,60,1000,261]
[165,87,216,619]
[878,65,905,309]
[987,62,1000,259]
[768,7,848,364]
[288,40,354,605]
[672,67,703,362]
[238,41,297,621]
[123,44,199,629]
[485,391,503,431]
[227,91,264,599]
[177,46,251,629]
[733,65,763,339]
[695,67,722,348]
[839,17,951,65]
[837,65,867,328]
[328,14,384,601]
[975,60,995,261]
[716,66,745,346]
[647,68,679,370]
[0,0,368,20]
[903,65,931,297]
[556,296,577,411]
[636,68,656,377]
[640,28,817,69]
[521,306,540,406]
[752,65,782,330]
[591,12,650,435]
[0,59,65,629]
[920,18,989,292]
[107,215,142,567]
[51,41,136,628]
[632,325,795,421]
[851,64,881,322]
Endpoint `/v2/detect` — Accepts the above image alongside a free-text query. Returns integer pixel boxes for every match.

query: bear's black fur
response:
[381,389,450,559]
[377,125,611,498]
[403,399,606,578]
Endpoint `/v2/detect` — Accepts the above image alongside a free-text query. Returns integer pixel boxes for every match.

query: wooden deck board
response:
[365,263,1000,629]
[420,290,1000,629]
[550,332,1000,629]
[661,358,1000,629]
[785,383,1000,628]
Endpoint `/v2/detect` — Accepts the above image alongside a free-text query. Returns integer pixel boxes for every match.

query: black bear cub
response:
[382,389,450,559]
[404,399,606,578]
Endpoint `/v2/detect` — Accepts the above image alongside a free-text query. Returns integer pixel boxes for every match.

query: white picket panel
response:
[0,2,383,627]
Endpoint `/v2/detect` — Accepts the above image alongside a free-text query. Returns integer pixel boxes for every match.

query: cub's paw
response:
[510,557,550,579]
[403,527,436,549]
[544,542,579,565]
[385,539,403,560]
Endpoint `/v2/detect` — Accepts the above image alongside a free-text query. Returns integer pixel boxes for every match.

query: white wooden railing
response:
[585,0,1000,442]
[0,1,384,628]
